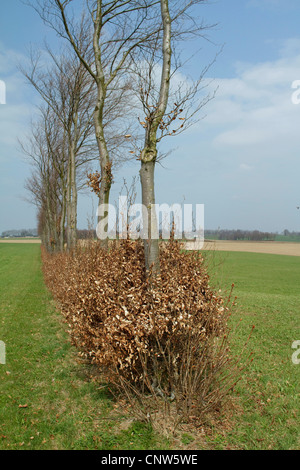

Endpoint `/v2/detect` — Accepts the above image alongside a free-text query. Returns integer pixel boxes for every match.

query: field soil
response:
[1,238,299,256]
[185,239,300,256]
[0,239,41,244]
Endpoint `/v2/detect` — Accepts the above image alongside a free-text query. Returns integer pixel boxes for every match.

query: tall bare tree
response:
[26,0,217,270]
[23,106,67,251]
[132,0,217,272]
[137,0,171,273]
[27,0,161,245]
[20,41,97,251]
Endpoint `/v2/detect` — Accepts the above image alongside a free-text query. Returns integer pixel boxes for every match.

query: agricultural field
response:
[0,242,299,450]
[203,250,300,449]
[186,239,300,257]
[0,239,41,244]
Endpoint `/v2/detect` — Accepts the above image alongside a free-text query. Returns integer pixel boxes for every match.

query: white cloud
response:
[278,38,300,58]
[168,39,300,231]
[0,46,21,76]
[0,44,37,151]
[0,43,40,234]
[239,163,253,172]
[197,42,300,152]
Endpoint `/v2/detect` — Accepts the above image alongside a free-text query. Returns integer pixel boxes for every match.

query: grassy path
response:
[0,244,160,450]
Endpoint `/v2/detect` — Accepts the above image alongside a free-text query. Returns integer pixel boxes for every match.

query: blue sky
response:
[0,0,300,234]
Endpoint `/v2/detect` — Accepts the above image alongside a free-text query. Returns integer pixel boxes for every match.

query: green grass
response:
[203,250,300,450]
[0,244,299,450]
[274,235,300,243]
[0,244,165,450]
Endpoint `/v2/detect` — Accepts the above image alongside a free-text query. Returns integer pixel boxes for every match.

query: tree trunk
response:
[69,145,77,251]
[139,0,172,274]
[66,156,71,250]
[140,155,160,274]
[59,191,66,252]
[94,93,112,249]
[66,140,78,252]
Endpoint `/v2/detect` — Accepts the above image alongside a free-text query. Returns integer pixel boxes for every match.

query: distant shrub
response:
[42,239,248,428]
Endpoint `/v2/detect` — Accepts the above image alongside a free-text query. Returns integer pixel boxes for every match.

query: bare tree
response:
[130,0,217,273]
[25,0,217,270]
[20,41,97,251]
[23,106,67,251]
[136,0,171,273]
[26,0,162,246]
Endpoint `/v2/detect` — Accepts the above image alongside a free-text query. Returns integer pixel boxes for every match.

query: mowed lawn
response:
[0,243,299,450]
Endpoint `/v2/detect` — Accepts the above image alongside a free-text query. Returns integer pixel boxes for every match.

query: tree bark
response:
[140,0,172,274]
[92,3,113,248]
[94,91,112,248]
[140,158,160,273]
[66,142,78,251]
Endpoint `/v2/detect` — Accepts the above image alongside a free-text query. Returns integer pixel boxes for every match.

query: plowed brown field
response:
[1,238,299,256]
[0,239,41,243]
[185,239,300,256]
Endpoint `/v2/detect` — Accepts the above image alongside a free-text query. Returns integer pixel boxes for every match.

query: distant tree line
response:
[282,229,300,237]
[1,229,38,238]
[3,228,299,242]
[205,229,275,241]
[205,229,300,241]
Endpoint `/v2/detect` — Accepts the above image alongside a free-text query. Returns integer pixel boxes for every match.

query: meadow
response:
[0,243,299,450]
[203,250,300,449]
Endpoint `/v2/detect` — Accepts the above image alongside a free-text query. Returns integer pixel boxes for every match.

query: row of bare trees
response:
[23,0,216,269]
[21,45,97,251]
